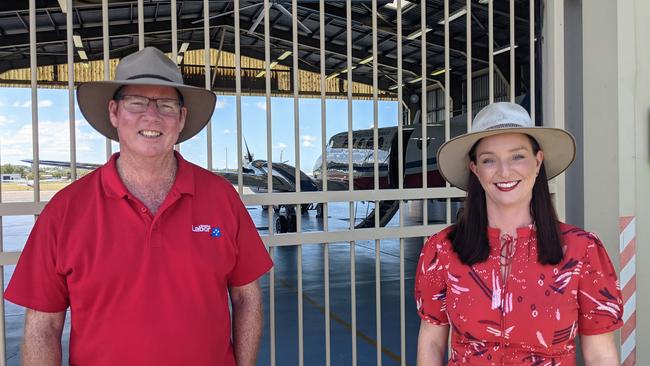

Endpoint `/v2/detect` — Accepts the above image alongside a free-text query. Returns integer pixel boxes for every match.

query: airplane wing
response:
[215,170,296,192]
[313,179,350,191]
[21,159,102,170]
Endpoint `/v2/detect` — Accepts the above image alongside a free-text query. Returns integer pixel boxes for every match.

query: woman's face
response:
[469,133,543,212]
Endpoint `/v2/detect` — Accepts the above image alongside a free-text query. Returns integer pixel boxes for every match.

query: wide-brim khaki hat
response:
[77,46,216,143]
[437,102,576,191]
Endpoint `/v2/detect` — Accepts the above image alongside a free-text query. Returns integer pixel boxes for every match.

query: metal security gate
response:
[0,1,548,365]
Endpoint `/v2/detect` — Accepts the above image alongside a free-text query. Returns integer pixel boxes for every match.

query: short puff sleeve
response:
[577,234,623,335]
[414,233,449,325]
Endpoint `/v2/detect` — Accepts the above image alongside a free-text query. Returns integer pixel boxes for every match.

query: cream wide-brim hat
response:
[77,46,216,143]
[436,102,576,191]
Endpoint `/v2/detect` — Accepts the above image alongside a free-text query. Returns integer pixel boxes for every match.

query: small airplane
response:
[216,115,467,233]
[24,116,468,234]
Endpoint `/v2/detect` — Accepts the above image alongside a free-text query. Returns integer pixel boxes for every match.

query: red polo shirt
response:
[5,152,273,365]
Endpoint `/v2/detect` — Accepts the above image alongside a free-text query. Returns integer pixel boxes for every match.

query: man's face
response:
[108,85,187,160]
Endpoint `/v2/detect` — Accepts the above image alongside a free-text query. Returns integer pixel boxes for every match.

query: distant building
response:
[1,174,22,182]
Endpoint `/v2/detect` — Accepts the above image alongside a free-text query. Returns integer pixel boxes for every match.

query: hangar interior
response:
[0,0,648,365]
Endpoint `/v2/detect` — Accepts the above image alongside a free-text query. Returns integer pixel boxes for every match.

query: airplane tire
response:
[275,216,288,233]
[316,203,323,218]
[287,214,297,232]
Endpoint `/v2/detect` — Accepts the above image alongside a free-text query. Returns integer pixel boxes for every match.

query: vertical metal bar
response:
[397,0,404,193]
[30,0,40,203]
[290,3,303,366]
[263,1,273,224]
[0,123,5,366]
[510,0,515,102]
[350,234,357,366]
[0,215,4,366]
[102,0,111,160]
[297,240,303,366]
[269,245,276,366]
[420,0,427,224]
[346,0,354,193]
[292,0,301,196]
[138,0,144,50]
[172,0,180,149]
[203,0,212,170]
[530,0,535,121]
[375,238,382,366]
[171,0,177,62]
[444,0,451,224]
[319,1,331,365]
[370,2,382,365]
[319,2,327,195]
[346,1,356,363]
[235,0,243,195]
[261,2,275,364]
[488,0,494,103]
[372,0,379,193]
[67,0,76,182]
[396,2,406,365]
[466,0,472,131]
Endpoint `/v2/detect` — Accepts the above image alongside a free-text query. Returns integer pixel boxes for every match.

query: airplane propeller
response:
[243,138,254,164]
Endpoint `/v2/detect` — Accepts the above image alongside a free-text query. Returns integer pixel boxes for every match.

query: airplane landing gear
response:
[274,206,297,233]
[275,215,288,233]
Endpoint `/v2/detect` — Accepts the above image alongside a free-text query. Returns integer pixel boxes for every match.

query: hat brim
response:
[436,127,576,191]
[77,78,216,143]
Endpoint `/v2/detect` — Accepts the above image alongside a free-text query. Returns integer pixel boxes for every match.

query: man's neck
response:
[115,151,178,214]
[116,151,176,181]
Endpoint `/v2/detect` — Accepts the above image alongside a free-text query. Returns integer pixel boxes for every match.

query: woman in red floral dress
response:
[415,102,623,365]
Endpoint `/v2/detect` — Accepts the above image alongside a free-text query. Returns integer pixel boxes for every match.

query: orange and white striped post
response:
[619,216,636,366]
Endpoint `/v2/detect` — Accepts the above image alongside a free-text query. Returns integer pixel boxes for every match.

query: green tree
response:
[1,163,15,174]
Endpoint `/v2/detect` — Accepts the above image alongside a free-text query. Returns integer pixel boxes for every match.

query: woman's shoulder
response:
[424,225,455,252]
[557,222,603,256]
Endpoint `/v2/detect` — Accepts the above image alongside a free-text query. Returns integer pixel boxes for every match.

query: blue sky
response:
[0,88,397,174]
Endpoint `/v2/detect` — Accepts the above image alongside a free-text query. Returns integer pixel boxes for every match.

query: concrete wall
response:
[579,0,649,364]
[563,0,583,229]
[631,0,650,363]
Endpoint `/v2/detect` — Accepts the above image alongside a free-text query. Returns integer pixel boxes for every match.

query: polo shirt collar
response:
[101,151,195,199]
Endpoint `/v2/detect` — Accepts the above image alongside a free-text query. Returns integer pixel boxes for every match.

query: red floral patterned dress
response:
[415,223,623,365]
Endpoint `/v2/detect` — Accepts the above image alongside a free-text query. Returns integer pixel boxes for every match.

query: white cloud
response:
[0,115,9,126]
[10,99,54,108]
[273,142,288,149]
[0,119,103,163]
[223,129,230,134]
[255,102,267,111]
[301,135,317,148]
[215,99,227,109]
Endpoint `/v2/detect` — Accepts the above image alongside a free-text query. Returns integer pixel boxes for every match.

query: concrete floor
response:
[1,200,447,365]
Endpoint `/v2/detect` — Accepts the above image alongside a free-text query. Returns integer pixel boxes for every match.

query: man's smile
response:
[139,129,162,138]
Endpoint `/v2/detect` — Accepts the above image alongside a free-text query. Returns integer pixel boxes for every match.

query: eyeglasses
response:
[116,95,182,116]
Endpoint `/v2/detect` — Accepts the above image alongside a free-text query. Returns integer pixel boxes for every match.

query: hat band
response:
[125,74,175,82]
[485,122,525,130]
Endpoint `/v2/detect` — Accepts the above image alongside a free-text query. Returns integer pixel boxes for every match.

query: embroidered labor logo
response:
[191,224,221,238]
[211,227,221,238]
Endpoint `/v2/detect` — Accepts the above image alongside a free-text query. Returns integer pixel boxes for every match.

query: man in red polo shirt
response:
[5,47,273,365]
